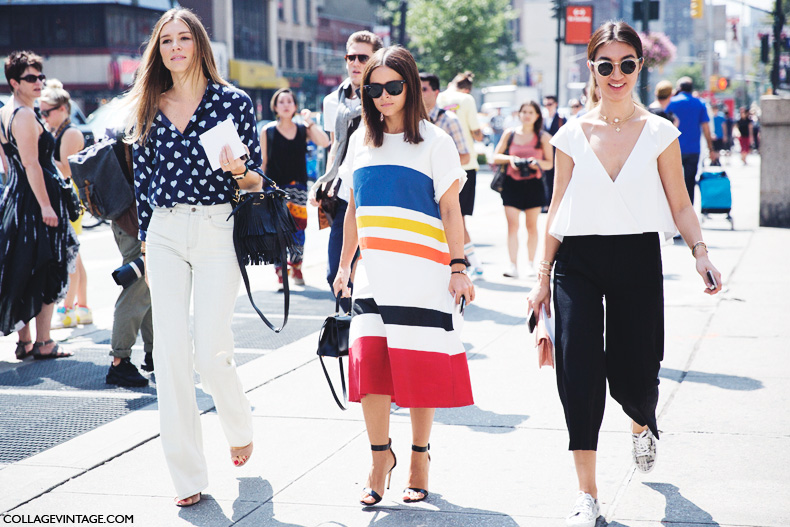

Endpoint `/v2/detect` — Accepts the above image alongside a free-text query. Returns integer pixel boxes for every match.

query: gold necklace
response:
[599,104,637,132]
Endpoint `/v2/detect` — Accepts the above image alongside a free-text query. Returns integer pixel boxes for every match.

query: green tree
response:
[672,63,706,92]
[405,0,519,85]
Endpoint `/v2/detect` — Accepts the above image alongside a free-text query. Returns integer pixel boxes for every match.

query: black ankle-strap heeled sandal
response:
[361,438,397,506]
[403,443,430,503]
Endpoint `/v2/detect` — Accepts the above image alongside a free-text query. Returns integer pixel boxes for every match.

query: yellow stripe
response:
[357,215,447,243]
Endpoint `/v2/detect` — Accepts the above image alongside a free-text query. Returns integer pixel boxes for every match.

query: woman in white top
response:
[334,46,475,507]
[527,22,722,527]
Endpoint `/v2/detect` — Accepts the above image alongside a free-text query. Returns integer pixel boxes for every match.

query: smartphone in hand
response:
[527,309,537,333]
[706,270,718,290]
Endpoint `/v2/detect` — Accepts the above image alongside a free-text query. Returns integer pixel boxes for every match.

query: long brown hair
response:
[519,101,543,137]
[586,21,643,109]
[361,46,427,148]
[125,8,227,144]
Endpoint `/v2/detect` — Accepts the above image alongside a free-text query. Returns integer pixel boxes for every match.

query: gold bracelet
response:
[691,241,707,258]
[539,260,554,267]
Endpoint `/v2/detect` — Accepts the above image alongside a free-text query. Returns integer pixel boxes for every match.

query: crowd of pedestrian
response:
[1,8,736,527]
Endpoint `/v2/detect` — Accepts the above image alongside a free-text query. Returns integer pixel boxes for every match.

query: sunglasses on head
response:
[364,80,406,99]
[589,58,641,76]
[19,73,46,83]
[40,105,62,118]
[345,54,370,64]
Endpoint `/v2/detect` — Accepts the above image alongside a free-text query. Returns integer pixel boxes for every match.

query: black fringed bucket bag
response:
[228,176,302,332]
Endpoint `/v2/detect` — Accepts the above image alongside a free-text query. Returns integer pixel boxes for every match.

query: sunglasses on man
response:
[19,73,46,83]
[40,105,62,118]
[363,80,406,99]
[345,54,370,64]
[589,58,641,77]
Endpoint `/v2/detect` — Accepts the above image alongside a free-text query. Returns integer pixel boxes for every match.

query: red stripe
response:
[349,337,473,408]
[359,237,450,265]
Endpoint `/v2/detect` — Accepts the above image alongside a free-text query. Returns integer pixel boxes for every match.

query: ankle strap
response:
[412,444,430,453]
[371,439,392,451]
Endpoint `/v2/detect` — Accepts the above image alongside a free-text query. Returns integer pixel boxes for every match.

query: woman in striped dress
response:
[333,46,475,507]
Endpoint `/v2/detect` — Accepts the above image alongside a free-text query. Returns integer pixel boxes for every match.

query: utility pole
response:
[555,0,563,100]
[398,0,408,46]
[772,0,786,94]
[639,0,650,104]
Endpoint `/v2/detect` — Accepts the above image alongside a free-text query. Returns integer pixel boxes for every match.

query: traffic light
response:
[717,77,729,91]
[761,34,770,64]
[690,0,703,19]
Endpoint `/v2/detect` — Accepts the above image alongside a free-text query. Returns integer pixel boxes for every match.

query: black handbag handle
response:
[318,292,351,410]
[319,353,347,411]
[234,192,291,333]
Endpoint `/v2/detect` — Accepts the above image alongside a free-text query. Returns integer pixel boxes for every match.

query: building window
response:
[297,41,305,70]
[285,40,294,70]
[233,0,269,61]
[278,0,285,21]
[278,38,283,67]
[306,0,312,25]
[292,0,300,24]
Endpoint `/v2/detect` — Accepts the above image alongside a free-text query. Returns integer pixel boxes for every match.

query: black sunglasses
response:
[19,73,46,83]
[589,58,641,76]
[40,105,62,118]
[364,80,406,99]
[345,54,370,64]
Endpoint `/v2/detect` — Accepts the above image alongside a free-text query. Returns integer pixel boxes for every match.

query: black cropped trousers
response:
[553,233,664,451]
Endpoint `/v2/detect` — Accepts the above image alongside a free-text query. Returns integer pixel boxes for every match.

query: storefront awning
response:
[229,59,288,89]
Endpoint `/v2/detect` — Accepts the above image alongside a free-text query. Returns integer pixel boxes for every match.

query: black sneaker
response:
[140,352,154,372]
[106,358,149,387]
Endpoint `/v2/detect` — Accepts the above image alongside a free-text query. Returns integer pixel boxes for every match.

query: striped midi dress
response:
[338,121,474,408]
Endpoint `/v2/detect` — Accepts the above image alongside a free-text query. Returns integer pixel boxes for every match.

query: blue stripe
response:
[353,165,440,219]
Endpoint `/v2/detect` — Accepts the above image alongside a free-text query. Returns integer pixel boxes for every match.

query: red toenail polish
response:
[234,460,239,465]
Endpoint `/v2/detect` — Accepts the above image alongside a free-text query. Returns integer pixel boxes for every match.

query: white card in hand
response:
[198,117,246,172]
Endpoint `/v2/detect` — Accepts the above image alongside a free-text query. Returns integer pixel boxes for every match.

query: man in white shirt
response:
[436,71,484,275]
[310,30,383,310]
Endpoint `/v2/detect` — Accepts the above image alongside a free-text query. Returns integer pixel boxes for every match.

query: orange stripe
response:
[359,237,450,265]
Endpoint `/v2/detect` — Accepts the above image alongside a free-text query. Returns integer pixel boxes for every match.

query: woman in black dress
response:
[0,51,78,358]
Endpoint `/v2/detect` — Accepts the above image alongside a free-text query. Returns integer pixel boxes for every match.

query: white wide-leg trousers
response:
[146,203,253,499]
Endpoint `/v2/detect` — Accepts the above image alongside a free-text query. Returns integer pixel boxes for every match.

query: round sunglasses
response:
[589,58,641,77]
[363,80,406,99]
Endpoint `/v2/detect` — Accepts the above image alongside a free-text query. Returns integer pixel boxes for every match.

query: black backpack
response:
[68,138,135,220]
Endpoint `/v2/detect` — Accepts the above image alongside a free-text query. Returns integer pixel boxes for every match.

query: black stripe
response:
[379,306,453,331]
[352,297,379,316]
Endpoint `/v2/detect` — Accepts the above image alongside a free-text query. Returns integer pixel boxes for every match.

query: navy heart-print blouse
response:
[132,82,263,241]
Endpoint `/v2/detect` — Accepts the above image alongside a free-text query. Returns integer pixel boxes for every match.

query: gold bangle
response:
[691,241,707,258]
[232,166,249,180]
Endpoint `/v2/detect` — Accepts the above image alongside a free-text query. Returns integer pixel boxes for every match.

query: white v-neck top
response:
[549,112,680,242]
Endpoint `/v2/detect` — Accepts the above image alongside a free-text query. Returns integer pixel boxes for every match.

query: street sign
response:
[565,6,594,45]
[633,1,659,21]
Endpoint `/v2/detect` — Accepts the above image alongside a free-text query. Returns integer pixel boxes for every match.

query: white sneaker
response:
[503,264,518,278]
[566,491,600,527]
[632,428,657,473]
[52,307,77,329]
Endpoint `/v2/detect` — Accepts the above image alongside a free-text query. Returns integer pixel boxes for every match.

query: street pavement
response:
[1,154,788,527]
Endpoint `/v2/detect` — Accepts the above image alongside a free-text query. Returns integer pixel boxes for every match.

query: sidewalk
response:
[1,155,788,526]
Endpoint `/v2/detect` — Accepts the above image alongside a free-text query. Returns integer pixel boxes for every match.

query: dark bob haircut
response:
[5,50,43,85]
[361,46,427,148]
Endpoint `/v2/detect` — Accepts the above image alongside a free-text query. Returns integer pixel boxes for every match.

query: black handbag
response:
[317,294,351,410]
[490,129,516,193]
[59,178,82,222]
[228,175,302,333]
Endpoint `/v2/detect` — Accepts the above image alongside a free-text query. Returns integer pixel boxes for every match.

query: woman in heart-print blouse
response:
[124,7,264,508]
